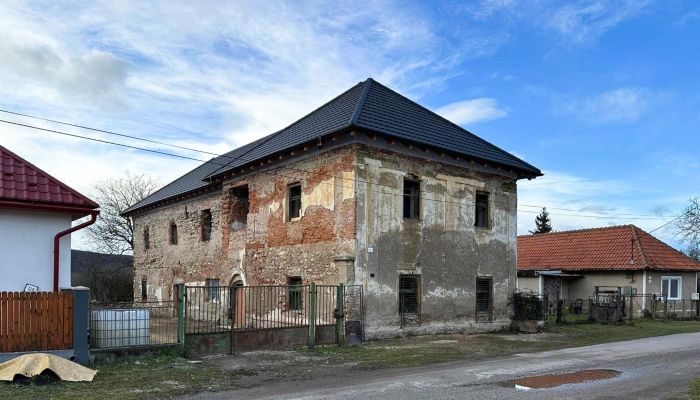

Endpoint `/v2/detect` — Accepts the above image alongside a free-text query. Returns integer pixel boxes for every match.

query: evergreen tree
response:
[530,207,553,234]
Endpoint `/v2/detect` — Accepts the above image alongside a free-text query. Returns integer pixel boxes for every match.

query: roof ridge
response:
[0,144,98,209]
[518,224,635,238]
[350,78,372,125]
[631,225,648,269]
[361,79,541,173]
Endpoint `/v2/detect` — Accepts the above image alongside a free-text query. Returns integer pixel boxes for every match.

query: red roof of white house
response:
[0,144,99,213]
[518,225,700,272]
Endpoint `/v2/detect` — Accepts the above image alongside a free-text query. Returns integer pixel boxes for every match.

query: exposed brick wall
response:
[132,146,357,300]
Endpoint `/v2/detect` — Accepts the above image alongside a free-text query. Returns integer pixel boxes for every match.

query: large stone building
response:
[123,79,541,336]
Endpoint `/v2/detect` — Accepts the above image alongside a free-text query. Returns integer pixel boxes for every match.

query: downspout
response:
[53,211,99,292]
[642,269,648,311]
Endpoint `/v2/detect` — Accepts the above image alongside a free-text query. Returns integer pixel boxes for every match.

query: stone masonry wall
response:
[132,146,357,301]
[354,144,518,337]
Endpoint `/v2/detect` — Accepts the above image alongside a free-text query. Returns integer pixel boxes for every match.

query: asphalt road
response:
[187,332,700,399]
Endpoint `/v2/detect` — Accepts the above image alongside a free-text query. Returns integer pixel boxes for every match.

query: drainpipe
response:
[642,269,648,311]
[53,211,99,292]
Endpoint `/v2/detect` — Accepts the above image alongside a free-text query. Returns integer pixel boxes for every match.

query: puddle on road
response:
[496,369,621,390]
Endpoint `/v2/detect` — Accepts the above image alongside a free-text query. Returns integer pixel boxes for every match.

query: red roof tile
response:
[0,144,98,210]
[517,225,700,272]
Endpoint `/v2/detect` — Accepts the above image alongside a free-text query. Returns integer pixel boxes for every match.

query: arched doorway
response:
[229,274,245,328]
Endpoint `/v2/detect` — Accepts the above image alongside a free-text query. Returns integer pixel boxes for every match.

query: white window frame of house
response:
[661,276,682,300]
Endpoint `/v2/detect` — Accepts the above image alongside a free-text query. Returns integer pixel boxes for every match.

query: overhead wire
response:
[0,113,681,222]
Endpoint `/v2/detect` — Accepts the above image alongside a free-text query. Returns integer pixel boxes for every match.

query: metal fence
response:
[543,298,591,324]
[626,294,700,321]
[89,301,178,349]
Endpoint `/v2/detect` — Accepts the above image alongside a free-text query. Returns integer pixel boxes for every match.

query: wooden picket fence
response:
[0,291,73,353]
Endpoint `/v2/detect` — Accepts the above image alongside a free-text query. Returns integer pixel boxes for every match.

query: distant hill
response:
[71,250,133,302]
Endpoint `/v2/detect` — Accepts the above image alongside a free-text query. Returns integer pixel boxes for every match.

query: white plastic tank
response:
[90,308,151,348]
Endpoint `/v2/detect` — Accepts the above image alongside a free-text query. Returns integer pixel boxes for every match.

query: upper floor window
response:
[230,186,249,230]
[143,226,150,250]
[288,183,302,220]
[403,178,420,219]
[475,192,489,228]
[169,222,178,244]
[201,209,212,241]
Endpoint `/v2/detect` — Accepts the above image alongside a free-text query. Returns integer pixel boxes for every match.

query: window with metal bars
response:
[206,278,220,302]
[288,183,302,220]
[475,192,489,228]
[403,178,420,219]
[475,277,492,322]
[141,277,147,301]
[287,276,303,311]
[399,274,420,314]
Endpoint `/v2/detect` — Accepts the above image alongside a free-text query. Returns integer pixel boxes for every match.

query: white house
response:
[0,144,99,292]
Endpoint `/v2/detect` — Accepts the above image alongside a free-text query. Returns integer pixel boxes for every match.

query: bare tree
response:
[677,197,700,260]
[86,172,160,254]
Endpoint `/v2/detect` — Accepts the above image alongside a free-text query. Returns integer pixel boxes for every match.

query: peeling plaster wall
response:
[354,145,517,335]
[132,147,357,300]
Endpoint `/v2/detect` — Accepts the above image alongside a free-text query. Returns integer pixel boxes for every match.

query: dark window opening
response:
[169,222,178,244]
[141,277,147,301]
[287,276,303,311]
[288,183,302,220]
[206,278,220,302]
[475,192,489,228]
[625,271,634,281]
[399,274,420,314]
[403,178,420,219]
[201,209,212,241]
[475,277,492,322]
[230,186,250,230]
[143,226,150,250]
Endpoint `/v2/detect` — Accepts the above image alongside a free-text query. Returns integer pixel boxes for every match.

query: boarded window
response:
[206,278,220,302]
[399,274,420,314]
[141,277,147,301]
[287,276,303,311]
[201,209,212,241]
[288,183,302,220]
[475,277,492,322]
[169,223,178,244]
[475,192,489,228]
[403,179,420,219]
[143,226,150,250]
[230,186,249,230]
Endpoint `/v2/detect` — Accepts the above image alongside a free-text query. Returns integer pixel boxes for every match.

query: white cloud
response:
[564,87,653,123]
[434,98,507,125]
[547,0,651,44]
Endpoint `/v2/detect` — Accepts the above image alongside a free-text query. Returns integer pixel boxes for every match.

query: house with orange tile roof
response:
[0,144,100,292]
[517,225,700,311]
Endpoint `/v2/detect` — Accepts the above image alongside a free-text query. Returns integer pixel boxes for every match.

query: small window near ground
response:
[287,276,303,310]
[206,278,220,302]
[475,192,489,228]
[201,209,212,241]
[399,274,420,314]
[141,277,147,301]
[403,179,420,219]
[661,276,681,300]
[169,222,178,244]
[230,186,250,230]
[143,226,150,250]
[475,277,492,322]
[288,183,302,220]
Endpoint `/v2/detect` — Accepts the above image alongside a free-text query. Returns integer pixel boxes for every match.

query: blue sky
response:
[1,0,698,250]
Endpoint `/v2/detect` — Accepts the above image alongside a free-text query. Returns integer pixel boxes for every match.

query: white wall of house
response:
[0,209,72,291]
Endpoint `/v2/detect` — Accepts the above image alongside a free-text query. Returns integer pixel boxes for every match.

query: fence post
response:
[71,287,90,365]
[177,283,185,346]
[556,300,563,324]
[629,295,633,322]
[335,284,345,346]
[308,283,317,349]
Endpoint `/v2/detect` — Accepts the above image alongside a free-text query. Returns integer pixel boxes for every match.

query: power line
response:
[0,116,679,222]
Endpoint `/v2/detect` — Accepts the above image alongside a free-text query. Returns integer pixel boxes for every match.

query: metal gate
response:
[184,284,364,356]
